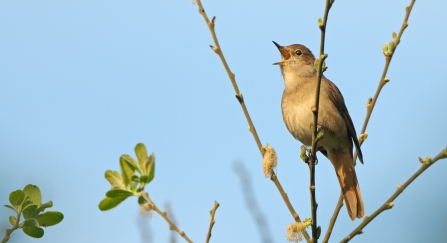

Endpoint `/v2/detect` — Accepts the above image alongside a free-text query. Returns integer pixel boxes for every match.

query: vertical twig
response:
[323,1,416,242]
[205,201,220,243]
[309,0,333,242]
[194,2,310,242]
[195,0,262,152]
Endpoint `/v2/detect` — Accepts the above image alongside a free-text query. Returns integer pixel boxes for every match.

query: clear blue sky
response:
[1,1,446,242]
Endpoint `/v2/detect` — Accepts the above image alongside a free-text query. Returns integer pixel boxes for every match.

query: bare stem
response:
[195,0,262,152]
[1,211,21,243]
[271,173,311,242]
[309,0,333,242]
[141,192,193,243]
[205,201,220,243]
[341,148,446,242]
[323,1,416,241]
[321,195,343,243]
[194,1,310,241]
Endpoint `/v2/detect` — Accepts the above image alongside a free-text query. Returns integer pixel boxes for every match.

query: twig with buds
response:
[341,147,446,242]
[140,192,193,243]
[194,1,310,242]
[309,0,334,242]
[205,201,220,243]
[323,1,416,242]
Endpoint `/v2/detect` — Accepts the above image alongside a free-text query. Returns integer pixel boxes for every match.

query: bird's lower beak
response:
[272,41,290,65]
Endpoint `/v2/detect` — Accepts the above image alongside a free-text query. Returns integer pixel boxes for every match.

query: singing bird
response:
[273,41,364,220]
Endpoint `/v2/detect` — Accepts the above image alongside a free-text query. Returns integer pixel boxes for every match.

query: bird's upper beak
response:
[272,41,290,65]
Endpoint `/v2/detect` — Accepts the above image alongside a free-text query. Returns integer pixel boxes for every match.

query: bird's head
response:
[272,41,317,78]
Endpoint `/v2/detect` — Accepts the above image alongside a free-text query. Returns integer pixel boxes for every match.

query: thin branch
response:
[141,192,193,243]
[195,0,262,152]
[165,203,178,243]
[194,1,310,241]
[321,196,343,243]
[205,201,220,243]
[359,0,416,140]
[1,211,21,243]
[271,173,311,242]
[309,0,333,242]
[323,1,416,241]
[341,148,447,242]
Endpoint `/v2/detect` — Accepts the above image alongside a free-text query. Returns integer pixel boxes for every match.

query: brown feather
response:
[328,147,364,220]
[325,77,364,164]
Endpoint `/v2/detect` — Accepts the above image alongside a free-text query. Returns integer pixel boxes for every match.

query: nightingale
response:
[272,41,364,220]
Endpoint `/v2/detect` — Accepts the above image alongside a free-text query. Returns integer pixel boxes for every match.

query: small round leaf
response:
[8,216,17,226]
[22,226,44,238]
[34,211,64,227]
[22,205,39,220]
[9,190,25,209]
[23,185,42,207]
[23,218,39,227]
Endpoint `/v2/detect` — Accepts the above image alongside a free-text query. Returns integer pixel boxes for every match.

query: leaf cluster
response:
[99,143,156,211]
[4,184,64,239]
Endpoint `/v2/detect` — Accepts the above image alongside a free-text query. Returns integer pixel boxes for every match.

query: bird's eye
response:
[295,49,302,56]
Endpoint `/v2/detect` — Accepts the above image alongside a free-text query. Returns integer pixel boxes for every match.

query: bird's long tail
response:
[329,150,364,220]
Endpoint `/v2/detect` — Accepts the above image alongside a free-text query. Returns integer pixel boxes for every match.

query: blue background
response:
[1,0,446,242]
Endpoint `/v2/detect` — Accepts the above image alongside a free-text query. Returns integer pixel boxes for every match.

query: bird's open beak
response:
[272,41,290,65]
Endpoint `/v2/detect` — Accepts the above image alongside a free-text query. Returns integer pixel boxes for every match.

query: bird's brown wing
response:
[325,77,364,164]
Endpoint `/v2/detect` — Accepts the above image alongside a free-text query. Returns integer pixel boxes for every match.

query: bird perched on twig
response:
[273,41,364,220]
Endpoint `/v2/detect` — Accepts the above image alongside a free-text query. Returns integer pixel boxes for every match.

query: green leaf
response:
[317,226,321,239]
[146,153,155,184]
[121,154,141,174]
[140,175,149,184]
[22,219,44,238]
[130,182,138,192]
[23,218,39,227]
[138,196,147,205]
[22,200,34,211]
[22,205,39,220]
[105,189,135,198]
[9,216,17,226]
[34,211,64,227]
[105,170,125,188]
[120,156,135,188]
[98,197,128,211]
[9,190,25,210]
[23,185,42,207]
[135,143,148,165]
[4,205,17,213]
[37,201,53,213]
[131,175,140,183]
